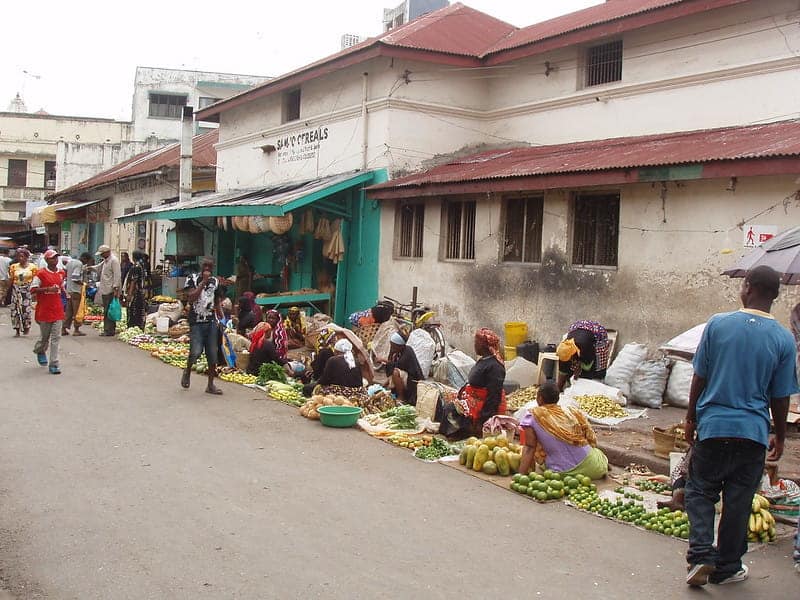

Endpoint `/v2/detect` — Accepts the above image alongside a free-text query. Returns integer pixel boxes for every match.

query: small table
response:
[254,292,331,315]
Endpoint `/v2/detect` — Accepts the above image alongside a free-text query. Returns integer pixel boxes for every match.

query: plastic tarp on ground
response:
[659,323,706,360]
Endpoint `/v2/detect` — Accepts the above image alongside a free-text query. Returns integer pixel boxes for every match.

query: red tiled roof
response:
[368,120,800,193]
[49,129,218,200]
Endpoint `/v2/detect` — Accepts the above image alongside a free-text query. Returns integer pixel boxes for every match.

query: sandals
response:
[181,369,191,389]
[49,366,61,375]
[205,386,223,395]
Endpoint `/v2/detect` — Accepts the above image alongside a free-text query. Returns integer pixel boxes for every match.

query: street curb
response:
[599,442,670,475]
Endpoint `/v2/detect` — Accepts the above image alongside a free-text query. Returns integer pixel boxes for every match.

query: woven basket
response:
[270,213,294,235]
[653,424,689,459]
[232,216,248,231]
[354,322,382,348]
[247,216,262,234]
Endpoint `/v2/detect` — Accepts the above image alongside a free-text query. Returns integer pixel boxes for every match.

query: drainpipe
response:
[179,106,194,203]
[361,73,369,171]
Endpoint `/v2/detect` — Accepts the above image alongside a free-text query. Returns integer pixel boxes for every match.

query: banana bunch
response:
[747,494,776,543]
[265,381,305,406]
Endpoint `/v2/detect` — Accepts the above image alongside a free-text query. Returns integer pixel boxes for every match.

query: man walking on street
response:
[30,249,65,375]
[684,265,798,587]
[0,248,11,306]
[95,244,121,336]
[181,258,223,395]
[62,252,92,336]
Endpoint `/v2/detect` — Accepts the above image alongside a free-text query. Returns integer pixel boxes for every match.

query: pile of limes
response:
[510,470,595,503]
[614,487,644,501]
[571,490,690,539]
[634,479,672,494]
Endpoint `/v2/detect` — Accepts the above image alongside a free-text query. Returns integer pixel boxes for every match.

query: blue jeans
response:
[189,321,219,367]
[685,438,765,579]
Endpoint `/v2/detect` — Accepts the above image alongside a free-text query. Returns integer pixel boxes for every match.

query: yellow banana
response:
[761,496,771,510]
[752,497,760,513]
[754,513,763,532]
[749,513,757,532]
[760,509,773,529]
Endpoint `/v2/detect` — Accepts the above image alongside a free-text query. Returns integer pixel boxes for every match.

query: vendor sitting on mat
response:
[518,382,608,480]
[284,306,307,350]
[556,320,610,391]
[314,339,367,401]
[302,327,338,396]
[385,332,425,406]
[657,449,691,511]
[246,322,292,377]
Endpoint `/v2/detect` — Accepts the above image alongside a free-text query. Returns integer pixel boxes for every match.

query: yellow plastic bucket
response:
[504,321,528,348]
[504,345,517,360]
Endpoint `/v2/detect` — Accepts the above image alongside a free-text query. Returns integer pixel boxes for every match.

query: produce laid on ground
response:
[414,437,459,461]
[300,394,358,419]
[507,385,539,411]
[511,471,595,502]
[150,295,176,303]
[264,380,304,406]
[459,436,523,476]
[614,487,645,501]
[218,367,257,385]
[748,494,777,543]
[634,479,672,494]
[359,389,400,415]
[386,432,432,449]
[257,362,288,385]
[575,394,627,419]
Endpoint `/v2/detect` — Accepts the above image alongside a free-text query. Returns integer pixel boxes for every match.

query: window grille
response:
[572,194,620,267]
[7,159,27,187]
[503,195,543,263]
[585,40,623,87]
[395,201,424,258]
[443,199,476,260]
[148,93,188,119]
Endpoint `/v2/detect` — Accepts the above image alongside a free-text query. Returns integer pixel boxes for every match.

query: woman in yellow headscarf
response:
[519,382,608,480]
[284,306,307,350]
[556,320,610,391]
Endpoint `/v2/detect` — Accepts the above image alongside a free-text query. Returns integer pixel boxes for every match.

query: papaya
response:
[495,449,511,476]
[482,460,498,475]
[473,444,490,472]
[484,437,497,450]
[508,452,521,474]
[459,446,469,466]
[465,446,477,470]
[466,436,479,446]
[496,436,509,448]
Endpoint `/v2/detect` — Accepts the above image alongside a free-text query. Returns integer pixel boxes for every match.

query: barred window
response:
[148,93,188,119]
[394,201,424,259]
[503,195,543,263]
[572,194,619,267]
[585,40,623,87]
[7,159,27,187]
[442,199,476,261]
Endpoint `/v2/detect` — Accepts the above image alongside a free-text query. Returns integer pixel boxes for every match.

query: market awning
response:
[118,170,377,223]
[54,198,105,211]
[30,204,61,227]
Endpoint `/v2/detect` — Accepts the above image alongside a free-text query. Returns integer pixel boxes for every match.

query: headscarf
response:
[474,328,503,365]
[267,309,288,359]
[249,322,272,354]
[242,292,263,323]
[284,306,306,334]
[238,296,253,314]
[556,338,580,362]
[316,327,337,351]
[526,403,596,467]
[334,338,356,369]
[390,332,406,346]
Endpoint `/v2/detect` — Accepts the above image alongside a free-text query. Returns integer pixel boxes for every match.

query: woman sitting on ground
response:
[236,296,258,336]
[518,382,608,480]
[284,306,307,349]
[265,309,288,359]
[314,338,367,402]
[246,322,291,377]
[385,332,425,406]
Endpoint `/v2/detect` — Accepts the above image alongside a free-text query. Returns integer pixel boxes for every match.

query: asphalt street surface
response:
[0,307,797,599]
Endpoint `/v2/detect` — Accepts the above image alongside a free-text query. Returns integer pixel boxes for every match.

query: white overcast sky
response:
[2,0,602,121]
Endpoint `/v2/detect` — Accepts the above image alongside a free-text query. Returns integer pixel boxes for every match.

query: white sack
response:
[665,360,694,408]
[629,359,668,409]
[604,343,648,397]
[504,356,539,389]
[447,350,475,389]
[563,377,627,407]
[407,328,436,376]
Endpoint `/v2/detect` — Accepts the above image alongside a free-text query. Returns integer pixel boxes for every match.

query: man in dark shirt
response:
[386,332,425,405]
[181,259,223,395]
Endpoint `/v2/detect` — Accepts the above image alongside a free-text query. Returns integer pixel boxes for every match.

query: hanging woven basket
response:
[232,216,248,232]
[270,213,294,235]
[250,215,270,234]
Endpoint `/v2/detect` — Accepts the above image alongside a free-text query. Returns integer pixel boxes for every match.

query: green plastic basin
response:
[317,405,362,428]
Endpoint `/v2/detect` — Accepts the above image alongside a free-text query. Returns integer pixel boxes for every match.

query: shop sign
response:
[276,126,330,164]
[35,226,46,234]
[62,230,72,251]
[743,225,777,248]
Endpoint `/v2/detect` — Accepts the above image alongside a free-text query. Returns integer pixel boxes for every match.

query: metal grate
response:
[503,195,543,263]
[572,194,620,267]
[444,199,476,260]
[396,201,424,258]
[148,93,188,119]
[585,39,623,87]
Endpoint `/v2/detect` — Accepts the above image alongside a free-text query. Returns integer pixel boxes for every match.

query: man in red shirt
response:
[30,249,66,374]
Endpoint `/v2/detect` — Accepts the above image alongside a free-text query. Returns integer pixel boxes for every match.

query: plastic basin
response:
[317,406,362,428]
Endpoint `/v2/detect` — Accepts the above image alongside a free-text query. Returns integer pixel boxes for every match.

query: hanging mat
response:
[323,219,345,264]
[300,209,315,234]
[314,217,332,241]
[270,212,294,235]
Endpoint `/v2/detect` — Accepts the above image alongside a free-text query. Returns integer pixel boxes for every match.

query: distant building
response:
[383,0,449,30]
[341,33,366,50]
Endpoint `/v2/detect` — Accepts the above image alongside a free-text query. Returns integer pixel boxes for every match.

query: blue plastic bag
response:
[108,297,122,322]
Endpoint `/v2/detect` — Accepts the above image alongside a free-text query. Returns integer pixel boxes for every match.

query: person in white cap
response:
[385,332,424,405]
[30,249,65,374]
[94,244,121,336]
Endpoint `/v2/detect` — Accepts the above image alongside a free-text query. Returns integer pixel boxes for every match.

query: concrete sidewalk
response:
[595,404,800,482]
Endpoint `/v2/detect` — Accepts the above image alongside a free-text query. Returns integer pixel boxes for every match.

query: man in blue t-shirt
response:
[684,266,798,587]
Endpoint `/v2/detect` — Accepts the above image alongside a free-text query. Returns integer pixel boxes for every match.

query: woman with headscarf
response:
[436,328,507,438]
[236,296,258,336]
[120,251,133,292]
[242,291,263,324]
[386,332,425,406]
[265,309,288,359]
[9,248,37,336]
[314,338,367,402]
[246,322,291,376]
[125,251,151,330]
[284,306,307,349]
[518,382,608,481]
[301,327,339,396]
[556,320,609,391]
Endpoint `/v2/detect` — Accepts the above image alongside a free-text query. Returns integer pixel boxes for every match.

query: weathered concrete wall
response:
[55,139,162,190]
[379,175,800,354]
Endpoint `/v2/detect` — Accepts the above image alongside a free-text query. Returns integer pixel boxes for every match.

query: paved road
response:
[0,308,797,599]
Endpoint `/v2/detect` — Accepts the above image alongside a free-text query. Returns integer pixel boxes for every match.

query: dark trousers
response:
[102,293,116,335]
[685,438,765,579]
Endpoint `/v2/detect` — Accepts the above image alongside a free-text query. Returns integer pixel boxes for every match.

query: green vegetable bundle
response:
[381,405,417,430]
[414,437,456,461]
[257,361,288,386]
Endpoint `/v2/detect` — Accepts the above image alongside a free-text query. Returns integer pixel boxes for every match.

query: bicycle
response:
[382,293,448,362]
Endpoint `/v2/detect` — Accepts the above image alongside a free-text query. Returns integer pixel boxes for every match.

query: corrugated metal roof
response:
[48,129,218,200]
[121,171,370,221]
[369,120,800,190]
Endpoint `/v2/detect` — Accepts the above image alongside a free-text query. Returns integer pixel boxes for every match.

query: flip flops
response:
[35,352,48,366]
[49,365,61,375]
